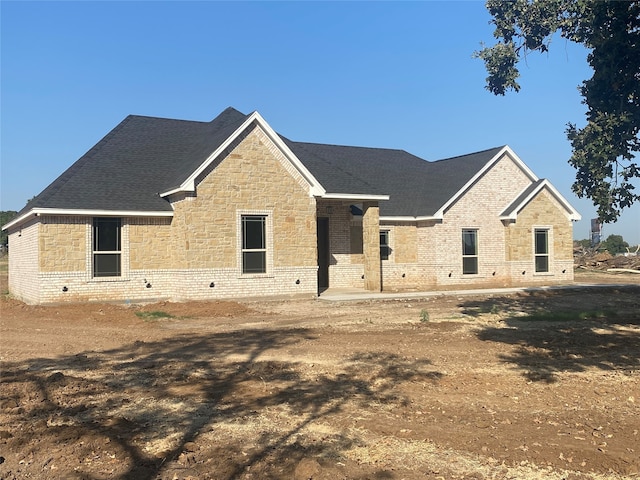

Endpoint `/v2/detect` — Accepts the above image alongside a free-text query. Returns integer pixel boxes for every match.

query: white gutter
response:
[3,208,174,231]
[321,193,390,201]
[380,215,440,222]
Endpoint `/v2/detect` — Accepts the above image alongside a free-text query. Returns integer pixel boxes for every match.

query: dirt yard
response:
[1,267,639,480]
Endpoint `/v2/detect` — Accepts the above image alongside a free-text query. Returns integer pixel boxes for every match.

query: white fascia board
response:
[3,211,35,231]
[380,215,440,222]
[161,186,183,197]
[499,179,582,222]
[2,208,174,231]
[539,180,582,221]
[320,193,390,201]
[251,111,326,197]
[160,111,326,198]
[433,145,539,218]
[499,181,549,221]
[160,113,258,197]
[501,145,539,182]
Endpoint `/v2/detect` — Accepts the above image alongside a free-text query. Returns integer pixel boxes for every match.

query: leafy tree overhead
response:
[476,0,640,223]
[600,234,629,255]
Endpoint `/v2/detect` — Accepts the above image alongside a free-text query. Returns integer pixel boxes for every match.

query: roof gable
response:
[501,178,582,221]
[431,145,538,219]
[162,111,325,198]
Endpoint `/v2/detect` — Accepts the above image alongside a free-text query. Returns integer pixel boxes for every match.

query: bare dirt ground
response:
[1,267,639,480]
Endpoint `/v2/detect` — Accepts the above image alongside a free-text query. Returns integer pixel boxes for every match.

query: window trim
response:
[92,217,122,278]
[462,228,479,275]
[237,210,273,277]
[534,227,551,274]
[380,229,390,261]
[241,215,267,274]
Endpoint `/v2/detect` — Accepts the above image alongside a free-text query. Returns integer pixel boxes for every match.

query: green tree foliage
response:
[600,234,629,255]
[0,211,18,247]
[476,0,640,223]
[575,238,591,249]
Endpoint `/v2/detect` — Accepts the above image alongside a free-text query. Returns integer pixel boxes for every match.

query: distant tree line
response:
[0,211,18,247]
[576,234,635,255]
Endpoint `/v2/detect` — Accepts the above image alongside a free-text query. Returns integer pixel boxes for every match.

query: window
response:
[462,229,478,275]
[93,218,121,277]
[242,215,267,274]
[380,230,390,260]
[535,229,549,272]
[350,225,363,254]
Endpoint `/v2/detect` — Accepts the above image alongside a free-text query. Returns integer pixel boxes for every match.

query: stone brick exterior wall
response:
[322,154,576,292]
[505,189,574,285]
[168,125,317,271]
[317,201,365,288]
[40,216,87,272]
[379,222,422,290]
[129,217,172,270]
[7,218,40,304]
[11,125,319,304]
[8,140,577,303]
[424,154,532,288]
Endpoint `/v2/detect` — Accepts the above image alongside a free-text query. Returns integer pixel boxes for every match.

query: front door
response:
[317,217,330,290]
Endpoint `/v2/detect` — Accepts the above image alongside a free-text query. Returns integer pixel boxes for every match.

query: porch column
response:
[362,201,381,291]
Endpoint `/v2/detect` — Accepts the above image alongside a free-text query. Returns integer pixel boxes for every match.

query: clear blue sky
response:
[2,1,638,244]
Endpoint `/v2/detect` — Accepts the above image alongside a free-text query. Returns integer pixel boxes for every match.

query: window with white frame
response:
[93,217,121,277]
[462,229,478,275]
[534,228,549,273]
[241,215,267,274]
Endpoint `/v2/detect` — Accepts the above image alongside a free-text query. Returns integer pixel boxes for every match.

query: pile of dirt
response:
[574,246,640,273]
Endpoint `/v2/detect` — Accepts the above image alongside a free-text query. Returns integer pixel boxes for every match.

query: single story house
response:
[3,107,581,304]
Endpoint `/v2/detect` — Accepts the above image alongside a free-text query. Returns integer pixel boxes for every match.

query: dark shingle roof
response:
[18,107,505,219]
[18,107,249,215]
[500,179,546,218]
[285,140,504,217]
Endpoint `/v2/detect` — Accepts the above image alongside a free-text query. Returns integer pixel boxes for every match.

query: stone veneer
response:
[8,125,319,304]
[7,141,577,304]
[504,188,574,285]
[317,154,576,291]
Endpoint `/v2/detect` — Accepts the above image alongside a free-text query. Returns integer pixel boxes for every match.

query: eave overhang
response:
[2,208,174,231]
[320,193,390,202]
[380,215,441,223]
[499,179,582,222]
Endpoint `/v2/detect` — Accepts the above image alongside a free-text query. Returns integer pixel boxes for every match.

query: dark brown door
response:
[317,217,329,290]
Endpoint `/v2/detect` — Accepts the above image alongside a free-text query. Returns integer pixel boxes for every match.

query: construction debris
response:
[574,244,640,272]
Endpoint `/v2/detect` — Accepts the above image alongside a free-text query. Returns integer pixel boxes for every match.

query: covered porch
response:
[315,198,385,293]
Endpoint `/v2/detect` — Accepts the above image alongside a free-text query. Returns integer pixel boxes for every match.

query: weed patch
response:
[135,311,176,321]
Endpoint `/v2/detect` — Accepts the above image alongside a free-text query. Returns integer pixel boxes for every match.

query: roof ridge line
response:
[433,145,506,163]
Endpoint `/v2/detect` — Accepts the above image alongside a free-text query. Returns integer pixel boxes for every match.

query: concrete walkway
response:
[318,282,639,302]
